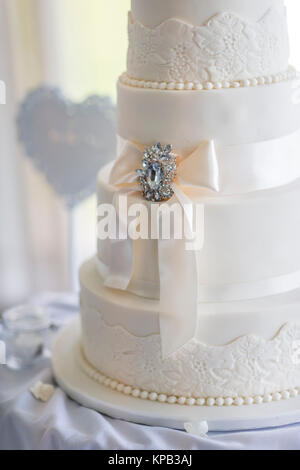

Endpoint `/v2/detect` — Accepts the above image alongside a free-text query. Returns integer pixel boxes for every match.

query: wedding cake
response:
[79,0,300,407]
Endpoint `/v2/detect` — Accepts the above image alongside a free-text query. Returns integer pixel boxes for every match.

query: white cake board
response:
[52,318,300,432]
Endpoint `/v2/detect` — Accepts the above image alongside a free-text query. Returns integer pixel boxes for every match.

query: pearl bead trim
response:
[78,346,300,407]
[120,67,298,92]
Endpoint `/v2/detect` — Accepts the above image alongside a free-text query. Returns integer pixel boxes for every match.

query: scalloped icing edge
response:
[78,343,300,407]
[120,67,298,92]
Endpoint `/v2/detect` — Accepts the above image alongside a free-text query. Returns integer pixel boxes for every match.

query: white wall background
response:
[0,0,31,308]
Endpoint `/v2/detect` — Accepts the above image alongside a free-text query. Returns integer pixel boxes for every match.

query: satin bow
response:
[104,140,219,357]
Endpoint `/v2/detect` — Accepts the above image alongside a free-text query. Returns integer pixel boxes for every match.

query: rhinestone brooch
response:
[136,143,177,202]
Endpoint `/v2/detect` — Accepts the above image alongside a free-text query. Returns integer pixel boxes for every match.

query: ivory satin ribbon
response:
[118,128,300,194]
[96,257,300,303]
[100,131,300,357]
[103,140,218,357]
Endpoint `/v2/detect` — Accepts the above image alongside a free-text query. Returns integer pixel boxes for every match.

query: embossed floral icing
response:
[81,298,300,401]
[127,7,289,83]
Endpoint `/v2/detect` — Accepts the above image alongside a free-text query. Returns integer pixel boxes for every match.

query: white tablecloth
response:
[1,293,300,451]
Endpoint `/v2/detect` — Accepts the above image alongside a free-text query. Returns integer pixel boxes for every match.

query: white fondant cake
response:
[80,259,300,405]
[80,0,300,407]
[128,2,289,84]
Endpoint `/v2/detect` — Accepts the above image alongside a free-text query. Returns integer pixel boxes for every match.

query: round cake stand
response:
[52,318,300,432]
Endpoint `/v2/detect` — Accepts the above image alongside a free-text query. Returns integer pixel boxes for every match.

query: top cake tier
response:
[128,0,289,84]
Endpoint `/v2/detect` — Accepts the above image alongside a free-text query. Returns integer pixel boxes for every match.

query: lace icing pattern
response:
[81,299,300,399]
[127,8,289,83]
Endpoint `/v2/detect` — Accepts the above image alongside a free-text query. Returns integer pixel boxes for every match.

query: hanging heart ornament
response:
[17,87,116,208]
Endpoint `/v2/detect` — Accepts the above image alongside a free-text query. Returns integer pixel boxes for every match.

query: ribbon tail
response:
[158,185,202,358]
[104,190,135,291]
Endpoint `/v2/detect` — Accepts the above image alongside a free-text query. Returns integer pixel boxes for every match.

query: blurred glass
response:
[1,304,51,370]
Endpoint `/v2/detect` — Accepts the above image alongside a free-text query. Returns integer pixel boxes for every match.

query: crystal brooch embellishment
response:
[136,143,177,202]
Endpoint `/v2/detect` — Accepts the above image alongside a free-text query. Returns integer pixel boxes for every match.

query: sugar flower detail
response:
[184,421,209,438]
[136,143,177,202]
[30,381,55,403]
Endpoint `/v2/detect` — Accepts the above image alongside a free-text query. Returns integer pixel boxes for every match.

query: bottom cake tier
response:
[80,259,300,406]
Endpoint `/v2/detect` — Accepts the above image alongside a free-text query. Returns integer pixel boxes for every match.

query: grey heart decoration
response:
[17,87,116,208]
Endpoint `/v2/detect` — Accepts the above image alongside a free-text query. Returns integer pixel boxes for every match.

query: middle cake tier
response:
[97,75,300,304]
[97,163,300,303]
[118,75,300,153]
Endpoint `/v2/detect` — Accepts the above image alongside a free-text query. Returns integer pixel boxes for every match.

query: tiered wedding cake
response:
[79,0,300,407]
